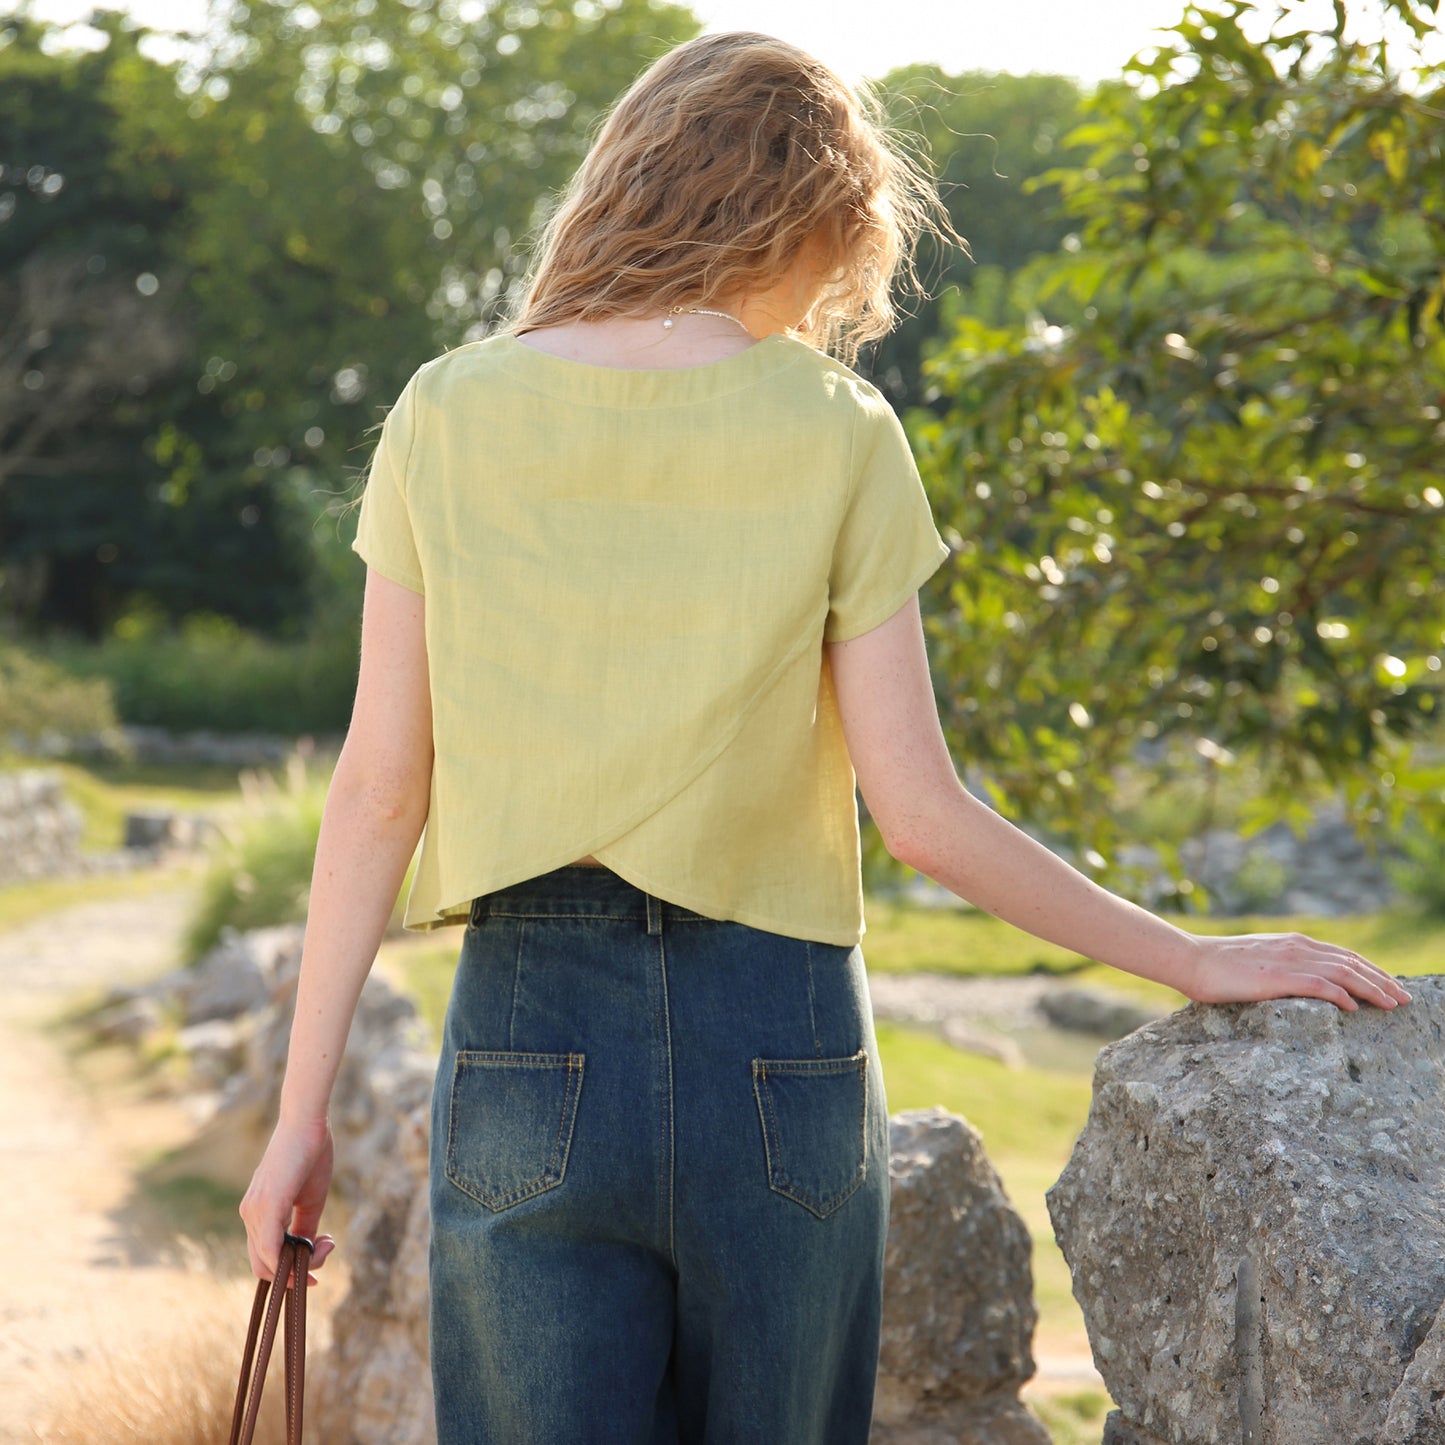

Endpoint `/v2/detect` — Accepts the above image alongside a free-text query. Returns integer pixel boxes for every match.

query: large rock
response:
[1039,985,1167,1039]
[210,942,436,1202]
[1048,978,1445,1445]
[313,1101,436,1445]
[873,1109,1050,1445]
[180,924,304,1025]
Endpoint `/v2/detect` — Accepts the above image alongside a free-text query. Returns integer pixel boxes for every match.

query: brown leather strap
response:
[229,1233,313,1445]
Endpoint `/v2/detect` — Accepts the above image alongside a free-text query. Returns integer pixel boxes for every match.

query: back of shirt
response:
[353,331,947,944]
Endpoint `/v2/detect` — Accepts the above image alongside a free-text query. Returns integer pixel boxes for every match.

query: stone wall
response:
[0,767,213,886]
[1048,980,1445,1444]
[0,770,83,887]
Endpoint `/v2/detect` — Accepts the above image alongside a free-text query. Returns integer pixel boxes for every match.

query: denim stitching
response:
[751,1050,869,1218]
[751,1059,781,1190]
[483,909,637,920]
[445,1051,586,1210]
[804,942,821,1058]
[508,921,525,1051]
[657,930,676,1266]
[545,1054,583,1198]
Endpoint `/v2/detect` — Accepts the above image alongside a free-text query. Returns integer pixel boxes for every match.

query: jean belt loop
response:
[470,895,490,929]
[645,893,663,937]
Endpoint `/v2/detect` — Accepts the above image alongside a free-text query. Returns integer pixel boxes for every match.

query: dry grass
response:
[27,1276,311,1445]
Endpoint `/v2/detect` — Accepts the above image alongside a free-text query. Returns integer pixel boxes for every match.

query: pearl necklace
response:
[662,305,754,337]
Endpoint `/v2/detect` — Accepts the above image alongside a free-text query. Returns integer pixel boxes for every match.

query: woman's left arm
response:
[239,568,433,1284]
[827,595,1412,1013]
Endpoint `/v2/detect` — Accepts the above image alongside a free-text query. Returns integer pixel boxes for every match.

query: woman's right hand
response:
[1179,931,1412,1012]
[239,1116,338,1285]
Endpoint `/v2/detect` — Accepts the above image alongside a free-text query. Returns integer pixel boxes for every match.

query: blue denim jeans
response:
[428,866,889,1443]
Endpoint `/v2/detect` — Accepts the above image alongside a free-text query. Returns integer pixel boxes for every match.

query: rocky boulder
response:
[1048,977,1445,1445]
[313,1101,436,1445]
[873,1109,1050,1445]
[1038,985,1167,1040]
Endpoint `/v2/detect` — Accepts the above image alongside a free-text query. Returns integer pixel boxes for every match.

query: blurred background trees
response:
[0,0,696,644]
[2,0,1441,894]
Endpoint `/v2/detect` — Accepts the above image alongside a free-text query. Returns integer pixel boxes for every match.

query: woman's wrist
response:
[1134,918,1204,998]
[277,1101,332,1134]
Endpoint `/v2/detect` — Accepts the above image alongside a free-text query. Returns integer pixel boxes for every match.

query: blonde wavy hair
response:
[508,32,957,365]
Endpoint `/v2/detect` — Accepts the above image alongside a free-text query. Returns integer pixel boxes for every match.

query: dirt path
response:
[0,887,254,1441]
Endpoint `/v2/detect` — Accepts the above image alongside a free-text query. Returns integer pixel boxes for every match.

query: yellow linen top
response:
[352,331,948,944]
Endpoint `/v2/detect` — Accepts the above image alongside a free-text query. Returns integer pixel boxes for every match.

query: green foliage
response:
[51,613,359,734]
[866,66,1088,406]
[183,750,417,960]
[0,15,316,635]
[0,640,118,745]
[917,0,1445,886]
[1,0,698,638]
[1387,819,1445,917]
[184,754,331,959]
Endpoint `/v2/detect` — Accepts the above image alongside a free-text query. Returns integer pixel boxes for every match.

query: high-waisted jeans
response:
[428,866,889,1444]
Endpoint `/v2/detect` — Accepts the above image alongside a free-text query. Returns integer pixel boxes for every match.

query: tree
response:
[914,0,1445,895]
[0,16,242,633]
[0,0,698,635]
[864,66,1088,406]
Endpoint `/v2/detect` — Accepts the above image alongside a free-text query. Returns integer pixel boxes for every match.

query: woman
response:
[240,31,1410,1443]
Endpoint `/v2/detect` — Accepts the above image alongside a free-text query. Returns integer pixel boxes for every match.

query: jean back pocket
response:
[445,1050,585,1211]
[751,1048,868,1219]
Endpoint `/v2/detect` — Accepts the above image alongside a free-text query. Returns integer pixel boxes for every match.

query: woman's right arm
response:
[239,567,434,1282]
[826,595,1411,1012]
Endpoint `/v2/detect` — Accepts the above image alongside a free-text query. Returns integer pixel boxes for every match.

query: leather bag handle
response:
[228,1231,313,1445]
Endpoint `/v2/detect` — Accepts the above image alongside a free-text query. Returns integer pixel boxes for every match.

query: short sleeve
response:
[824,387,950,643]
[351,373,425,594]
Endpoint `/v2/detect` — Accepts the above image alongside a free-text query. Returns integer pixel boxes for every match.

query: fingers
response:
[297,1234,338,1288]
[1308,941,1411,1011]
[1280,934,1412,1012]
[1202,932,1414,1012]
[239,1188,284,1282]
[239,1209,336,1286]
[1287,973,1359,1012]
[239,1123,336,1283]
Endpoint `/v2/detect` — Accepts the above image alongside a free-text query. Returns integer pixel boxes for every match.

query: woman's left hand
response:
[239,1116,338,1285]
[1180,931,1413,1013]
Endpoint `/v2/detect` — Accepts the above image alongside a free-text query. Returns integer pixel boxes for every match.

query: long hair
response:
[507,33,958,365]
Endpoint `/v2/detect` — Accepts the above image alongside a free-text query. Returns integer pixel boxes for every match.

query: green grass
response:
[50,757,247,852]
[862,897,1443,995]
[389,939,459,1039]
[0,753,246,934]
[862,898,1096,978]
[135,1165,244,1243]
[183,769,329,961]
[1029,1389,1114,1443]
